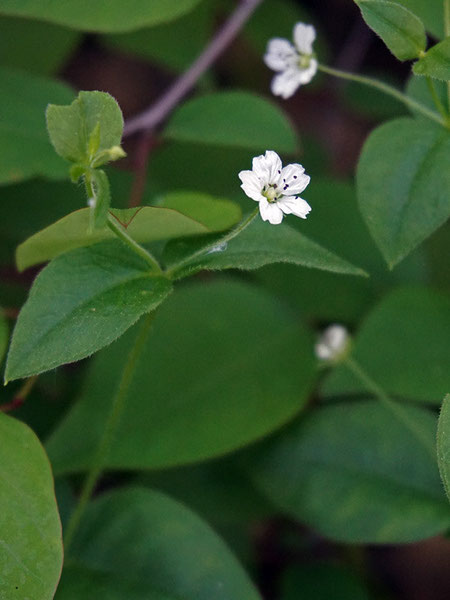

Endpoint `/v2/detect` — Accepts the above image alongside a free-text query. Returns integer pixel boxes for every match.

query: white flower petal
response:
[270,68,304,99]
[279,164,310,195]
[293,23,316,55]
[252,150,282,186]
[277,196,311,219]
[259,198,284,224]
[264,38,298,72]
[315,324,349,361]
[238,170,264,202]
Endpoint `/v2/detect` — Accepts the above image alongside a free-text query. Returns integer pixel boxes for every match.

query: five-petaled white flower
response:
[264,22,317,99]
[238,150,311,225]
[315,324,350,362]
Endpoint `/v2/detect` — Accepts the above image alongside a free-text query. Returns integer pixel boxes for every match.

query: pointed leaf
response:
[6,241,172,382]
[0,413,63,599]
[437,394,450,504]
[356,0,426,60]
[414,37,450,81]
[357,117,450,267]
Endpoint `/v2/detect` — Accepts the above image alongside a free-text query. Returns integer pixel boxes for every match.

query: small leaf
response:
[357,117,450,268]
[437,394,450,504]
[46,279,316,473]
[90,170,111,230]
[356,0,426,60]
[413,37,450,81]
[46,90,124,165]
[0,67,74,184]
[16,194,241,271]
[247,400,450,543]
[164,218,368,280]
[60,487,262,600]
[165,91,298,154]
[321,288,450,405]
[6,241,172,382]
[0,413,63,599]
[0,0,205,33]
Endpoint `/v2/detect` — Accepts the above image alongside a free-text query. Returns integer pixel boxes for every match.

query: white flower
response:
[264,23,318,99]
[315,325,350,362]
[238,150,311,225]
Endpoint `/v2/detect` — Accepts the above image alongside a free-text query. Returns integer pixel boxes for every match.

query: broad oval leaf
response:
[165,91,298,154]
[393,0,443,39]
[0,413,62,599]
[247,400,450,543]
[413,37,450,82]
[0,67,74,184]
[16,193,241,271]
[357,117,450,268]
[5,241,173,382]
[437,394,450,504]
[164,218,368,280]
[0,0,204,33]
[58,487,261,600]
[46,279,316,473]
[356,0,426,60]
[321,287,450,405]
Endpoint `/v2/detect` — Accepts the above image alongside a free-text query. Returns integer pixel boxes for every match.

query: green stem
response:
[318,63,446,128]
[84,172,163,274]
[445,0,450,110]
[63,311,156,553]
[344,356,436,460]
[426,76,449,121]
[165,207,259,278]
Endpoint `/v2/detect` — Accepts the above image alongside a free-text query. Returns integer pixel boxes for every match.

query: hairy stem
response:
[344,356,436,460]
[63,311,156,552]
[165,207,259,278]
[124,0,263,137]
[318,64,447,127]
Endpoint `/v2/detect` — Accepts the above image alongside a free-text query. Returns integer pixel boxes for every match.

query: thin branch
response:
[123,0,263,137]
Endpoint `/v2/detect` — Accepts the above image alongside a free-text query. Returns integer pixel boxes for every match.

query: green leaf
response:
[393,0,443,39]
[356,0,426,60]
[0,0,205,33]
[437,394,450,504]
[0,413,63,599]
[247,400,450,543]
[165,91,298,154]
[59,487,261,599]
[280,564,369,600]
[0,67,74,184]
[164,218,368,280]
[406,74,448,118]
[322,288,450,405]
[90,170,111,230]
[357,117,450,268]
[0,310,8,364]
[5,241,172,382]
[0,16,80,75]
[414,37,450,81]
[46,279,316,473]
[46,90,124,165]
[16,194,241,271]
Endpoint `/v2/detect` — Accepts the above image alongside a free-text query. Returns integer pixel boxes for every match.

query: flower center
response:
[298,54,311,69]
[263,185,279,203]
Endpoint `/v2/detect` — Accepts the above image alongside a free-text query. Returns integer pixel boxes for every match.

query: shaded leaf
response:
[437,394,450,503]
[280,564,369,600]
[0,310,8,364]
[0,413,62,600]
[6,241,172,382]
[47,279,316,473]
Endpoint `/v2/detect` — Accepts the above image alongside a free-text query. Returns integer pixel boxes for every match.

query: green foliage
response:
[165,91,298,153]
[16,195,241,271]
[58,487,261,599]
[0,0,205,33]
[357,117,450,267]
[393,0,444,39]
[164,218,368,280]
[0,413,63,600]
[406,75,448,116]
[280,564,369,600]
[413,38,450,81]
[0,67,74,184]
[0,310,8,364]
[356,0,426,61]
[46,279,316,473]
[247,400,450,543]
[322,288,450,404]
[437,394,450,503]
[5,241,172,382]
